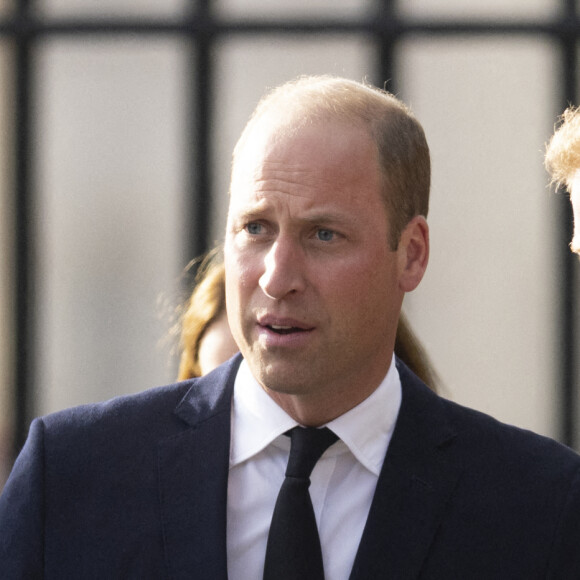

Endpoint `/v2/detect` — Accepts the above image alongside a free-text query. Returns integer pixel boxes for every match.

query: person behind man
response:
[176,249,240,378]
[545,105,580,254]
[1,75,580,579]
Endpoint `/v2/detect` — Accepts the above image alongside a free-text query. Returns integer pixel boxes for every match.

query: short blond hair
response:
[545,106,580,190]
[232,75,430,248]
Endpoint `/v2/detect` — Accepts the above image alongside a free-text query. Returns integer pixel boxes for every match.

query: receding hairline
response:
[233,75,411,157]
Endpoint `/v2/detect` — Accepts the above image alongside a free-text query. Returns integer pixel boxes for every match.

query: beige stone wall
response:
[400,37,559,438]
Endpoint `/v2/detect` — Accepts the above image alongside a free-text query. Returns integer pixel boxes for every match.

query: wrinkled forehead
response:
[230,120,275,180]
[230,113,373,185]
[232,109,310,166]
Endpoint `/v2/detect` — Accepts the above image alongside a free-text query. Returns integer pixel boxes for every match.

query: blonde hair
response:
[177,250,226,380]
[545,106,580,190]
[395,312,439,392]
[232,75,430,249]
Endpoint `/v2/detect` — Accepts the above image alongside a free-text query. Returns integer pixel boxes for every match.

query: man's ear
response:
[397,215,429,292]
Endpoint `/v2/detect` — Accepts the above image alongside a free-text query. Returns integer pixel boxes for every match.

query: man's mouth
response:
[267,325,306,335]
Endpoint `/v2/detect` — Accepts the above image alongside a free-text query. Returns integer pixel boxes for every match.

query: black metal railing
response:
[4,0,579,459]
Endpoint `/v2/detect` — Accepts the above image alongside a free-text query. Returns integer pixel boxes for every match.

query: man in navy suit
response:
[1,75,580,579]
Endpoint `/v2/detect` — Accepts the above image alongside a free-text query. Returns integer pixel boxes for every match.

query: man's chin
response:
[252,360,314,396]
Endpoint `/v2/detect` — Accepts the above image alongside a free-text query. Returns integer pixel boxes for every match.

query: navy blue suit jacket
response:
[1,354,580,578]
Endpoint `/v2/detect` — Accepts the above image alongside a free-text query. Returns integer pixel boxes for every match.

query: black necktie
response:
[263,426,339,580]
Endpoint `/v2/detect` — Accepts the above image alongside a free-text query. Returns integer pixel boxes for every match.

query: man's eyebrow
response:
[300,212,355,227]
[230,202,270,220]
[230,205,358,228]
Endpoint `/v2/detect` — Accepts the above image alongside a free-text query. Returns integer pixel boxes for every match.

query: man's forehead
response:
[232,121,374,180]
[234,111,297,160]
[568,169,580,255]
[571,168,580,189]
[234,114,370,163]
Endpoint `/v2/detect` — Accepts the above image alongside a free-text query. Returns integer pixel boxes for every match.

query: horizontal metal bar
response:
[0,16,578,39]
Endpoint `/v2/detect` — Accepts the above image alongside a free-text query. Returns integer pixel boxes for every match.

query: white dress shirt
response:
[226,356,402,580]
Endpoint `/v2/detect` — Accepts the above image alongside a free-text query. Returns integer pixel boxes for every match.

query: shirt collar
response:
[230,356,402,476]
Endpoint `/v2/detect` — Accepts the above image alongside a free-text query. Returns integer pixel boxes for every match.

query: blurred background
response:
[1,0,580,489]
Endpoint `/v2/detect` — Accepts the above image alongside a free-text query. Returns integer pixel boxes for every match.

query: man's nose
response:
[259,238,307,299]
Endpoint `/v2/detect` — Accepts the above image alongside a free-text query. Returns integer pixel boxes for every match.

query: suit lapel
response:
[158,355,242,580]
[350,360,462,579]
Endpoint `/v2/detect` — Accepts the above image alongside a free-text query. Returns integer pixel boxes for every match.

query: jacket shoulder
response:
[37,352,241,442]
[40,380,195,441]
[396,356,580,469]
[393,358,580,576]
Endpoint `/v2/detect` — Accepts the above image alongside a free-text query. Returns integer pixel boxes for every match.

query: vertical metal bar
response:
[375,0,398,94]
[187,0,214,265]
[13,0,35,455]
[558,0,578,448]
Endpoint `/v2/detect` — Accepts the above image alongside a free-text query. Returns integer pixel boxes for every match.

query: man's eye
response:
[246,223,263,235]
[317,229,334,242]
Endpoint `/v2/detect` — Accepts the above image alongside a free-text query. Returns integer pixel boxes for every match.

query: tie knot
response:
[285,426,338,479]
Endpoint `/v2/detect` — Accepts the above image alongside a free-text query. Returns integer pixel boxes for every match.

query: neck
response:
[262,371,388,427]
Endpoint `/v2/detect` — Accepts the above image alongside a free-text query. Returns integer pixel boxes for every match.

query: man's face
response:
[224,120,407,415]
[570,171,580,255]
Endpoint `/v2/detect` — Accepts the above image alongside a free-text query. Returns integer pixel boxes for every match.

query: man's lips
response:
[254,316,316,349]
[257,316,314,335]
